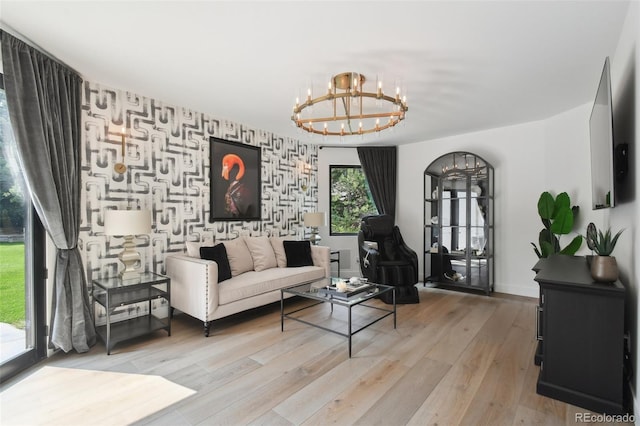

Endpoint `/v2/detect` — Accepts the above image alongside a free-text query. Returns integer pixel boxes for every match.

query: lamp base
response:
[118,235,143,280]
[120,270,142,280]
[309,227,322,246]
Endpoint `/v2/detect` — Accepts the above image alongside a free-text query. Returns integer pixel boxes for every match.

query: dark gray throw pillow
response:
[283,240,314,267]
[200,244,232,282]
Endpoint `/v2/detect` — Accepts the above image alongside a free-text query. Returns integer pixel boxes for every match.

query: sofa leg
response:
[204,321,210,337]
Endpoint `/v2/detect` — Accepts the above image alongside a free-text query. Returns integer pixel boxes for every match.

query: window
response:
[0,73,46,383]
[330,165,378,235]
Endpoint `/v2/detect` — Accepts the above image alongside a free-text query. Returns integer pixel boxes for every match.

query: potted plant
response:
[586,222,624,282]
[531,191,582,258]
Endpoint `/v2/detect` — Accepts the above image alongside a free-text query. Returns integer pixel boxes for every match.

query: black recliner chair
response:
[357,214,419,304]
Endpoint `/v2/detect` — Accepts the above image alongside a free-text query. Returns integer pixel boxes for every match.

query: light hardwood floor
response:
[0,286,627,425]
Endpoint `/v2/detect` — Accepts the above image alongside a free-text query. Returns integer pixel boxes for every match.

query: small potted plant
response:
[586,222,624,282]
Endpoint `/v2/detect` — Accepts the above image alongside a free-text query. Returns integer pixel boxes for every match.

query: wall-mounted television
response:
[589,57,615,210]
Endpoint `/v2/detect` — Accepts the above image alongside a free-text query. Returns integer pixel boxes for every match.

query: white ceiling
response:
[0,1,630,146]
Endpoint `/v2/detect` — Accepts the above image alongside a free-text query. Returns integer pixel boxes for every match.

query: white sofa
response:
[166,236,330,336]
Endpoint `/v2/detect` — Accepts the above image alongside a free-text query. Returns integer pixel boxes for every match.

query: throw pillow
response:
[222,238,254,276]
[270,236,292,268]
[185,239,214,258]
[283,240,314,267]
[244,236,277,272]
[200,244,232,282]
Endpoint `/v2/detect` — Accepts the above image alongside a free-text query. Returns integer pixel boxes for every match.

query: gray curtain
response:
[357,146,397,219]
[1,31,95,353]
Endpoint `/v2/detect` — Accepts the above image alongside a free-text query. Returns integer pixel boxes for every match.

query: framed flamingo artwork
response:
[209,137,261,221]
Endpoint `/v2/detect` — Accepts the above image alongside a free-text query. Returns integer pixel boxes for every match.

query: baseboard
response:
[494,282,538,298]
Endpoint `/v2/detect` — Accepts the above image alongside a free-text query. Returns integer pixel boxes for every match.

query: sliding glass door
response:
[0,74,46,383]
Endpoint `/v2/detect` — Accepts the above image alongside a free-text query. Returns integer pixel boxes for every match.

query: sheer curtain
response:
[357,146,397,219]
[1,31,95,352]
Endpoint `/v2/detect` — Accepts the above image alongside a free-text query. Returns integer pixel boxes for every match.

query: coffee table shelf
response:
[281,278,396,357]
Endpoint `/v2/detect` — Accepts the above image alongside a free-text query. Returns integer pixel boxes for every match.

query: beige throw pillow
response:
[244,236,277,272]
[270,236,294,268]
[185,239,214,258]
[222,238,254,276]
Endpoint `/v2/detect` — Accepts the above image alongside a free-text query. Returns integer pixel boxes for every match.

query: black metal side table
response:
[92,272,171,354]
[330,250,341,276]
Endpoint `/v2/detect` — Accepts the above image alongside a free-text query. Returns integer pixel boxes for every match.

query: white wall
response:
[317,147,362,278]
[398,120,548,297]
[605,0,639,411]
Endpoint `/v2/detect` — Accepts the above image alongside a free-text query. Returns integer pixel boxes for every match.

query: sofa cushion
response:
[222,238,254,276]
[270,236,292,268]
[200,244,232,282]
[244,236,277,272]
[185,239,214,258]
[284,240,313,267]
[218,266,326,305]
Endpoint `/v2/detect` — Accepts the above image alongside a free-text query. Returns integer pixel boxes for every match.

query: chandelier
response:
[291,72,408,136]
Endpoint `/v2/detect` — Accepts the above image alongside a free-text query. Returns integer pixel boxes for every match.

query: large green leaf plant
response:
[531,191,583,258]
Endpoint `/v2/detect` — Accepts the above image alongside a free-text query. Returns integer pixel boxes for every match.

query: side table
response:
[330,250,341,276]
[92,272,171,354]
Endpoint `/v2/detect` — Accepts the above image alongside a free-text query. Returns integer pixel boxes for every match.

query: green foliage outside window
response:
[330,166,378,234]
[0,88,25,232]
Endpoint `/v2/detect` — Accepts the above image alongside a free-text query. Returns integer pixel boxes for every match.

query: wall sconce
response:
[299,161,312,192]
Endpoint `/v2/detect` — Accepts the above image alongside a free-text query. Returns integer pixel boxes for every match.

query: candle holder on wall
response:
[299,161,312,192]
[114,127,127,174]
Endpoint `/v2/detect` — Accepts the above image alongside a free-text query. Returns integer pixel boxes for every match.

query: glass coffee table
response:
[280,277,396,357]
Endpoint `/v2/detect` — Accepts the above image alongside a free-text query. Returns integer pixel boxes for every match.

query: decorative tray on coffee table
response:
[317,278,374,300]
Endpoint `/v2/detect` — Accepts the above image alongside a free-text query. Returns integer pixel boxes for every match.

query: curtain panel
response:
[357,146,397,220]
[1,30,95,353]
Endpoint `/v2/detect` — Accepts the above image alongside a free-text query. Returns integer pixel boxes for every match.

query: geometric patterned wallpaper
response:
[79,81,317,283]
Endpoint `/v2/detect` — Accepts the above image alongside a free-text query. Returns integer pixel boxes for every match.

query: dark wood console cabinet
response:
[533,255,626,414]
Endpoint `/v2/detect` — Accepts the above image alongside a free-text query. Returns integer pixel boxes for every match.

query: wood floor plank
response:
[425,297,497,364]
[353,357,451,426]
[273,355,384,424]
[197,344,348,425]
[458,303,535,425]
[300,358,409,426]
[247,410,294,426]
[512,404,565,426]
[406,301,522,426]
[517,357,569,421]
[174,332,344,424]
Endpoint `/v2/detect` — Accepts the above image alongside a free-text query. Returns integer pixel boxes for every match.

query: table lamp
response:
[104,209,152,279]
[303,212,326,245]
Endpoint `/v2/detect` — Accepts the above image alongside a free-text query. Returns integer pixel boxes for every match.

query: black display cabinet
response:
[423,151,494,295]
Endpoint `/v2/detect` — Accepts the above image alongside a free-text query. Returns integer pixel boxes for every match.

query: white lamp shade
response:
[303,212,326,227]
[104,209,152,236]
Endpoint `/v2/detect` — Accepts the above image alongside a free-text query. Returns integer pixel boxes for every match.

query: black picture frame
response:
[209,137,261,221]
